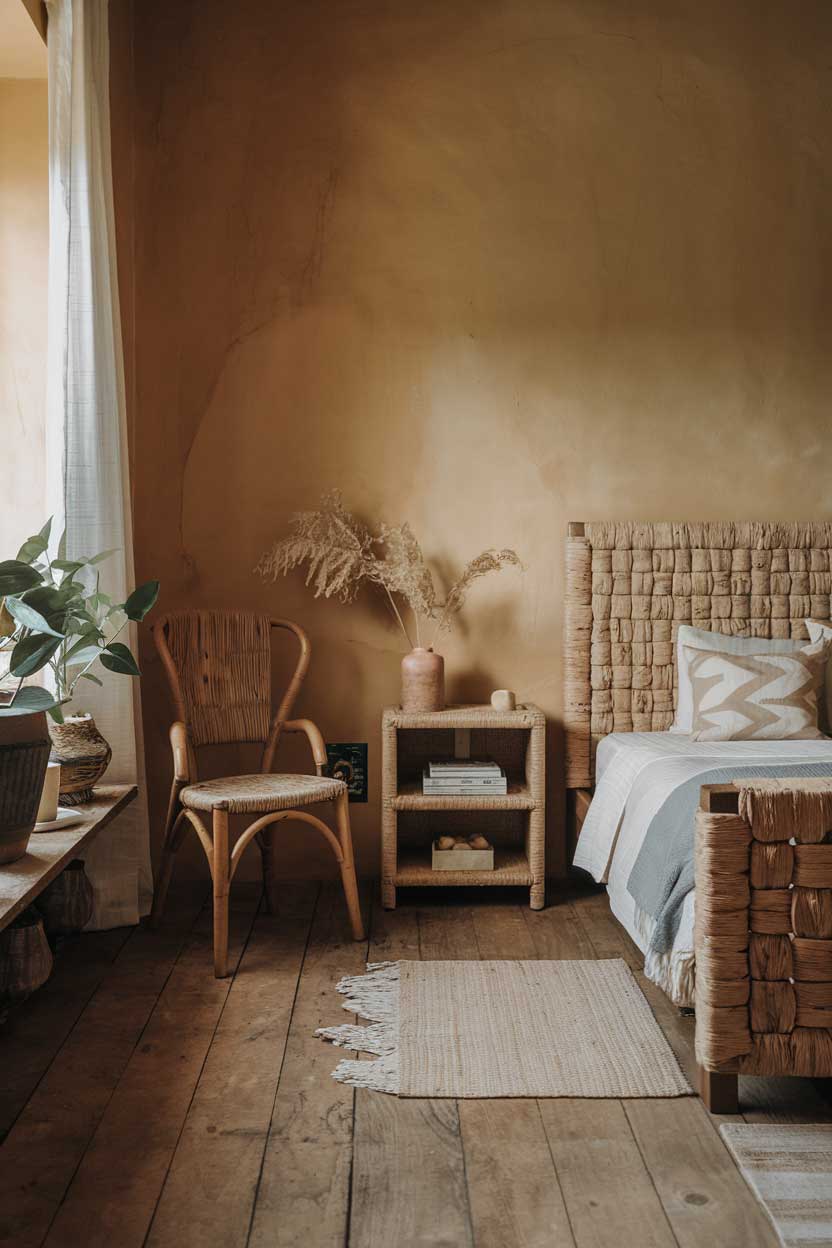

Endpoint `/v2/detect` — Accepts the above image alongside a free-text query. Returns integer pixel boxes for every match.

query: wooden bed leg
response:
[699,1066,739,1114]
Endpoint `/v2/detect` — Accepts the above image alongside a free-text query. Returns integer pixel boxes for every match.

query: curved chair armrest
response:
[283,718,329,774]
[271,619,312,725]
[170,721,191,782]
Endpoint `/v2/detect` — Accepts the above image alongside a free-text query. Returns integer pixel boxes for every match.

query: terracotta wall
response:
[113,0,832,882]
[0,77,48,555]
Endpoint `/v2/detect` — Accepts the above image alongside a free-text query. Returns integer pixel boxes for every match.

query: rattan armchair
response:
[151,610,364,975]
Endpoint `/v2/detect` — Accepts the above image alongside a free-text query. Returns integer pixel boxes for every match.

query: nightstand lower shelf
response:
[394,847,532,888]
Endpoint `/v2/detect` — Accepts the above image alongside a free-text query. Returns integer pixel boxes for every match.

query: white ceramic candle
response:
[490,689,516,712]
[36,762,61,824]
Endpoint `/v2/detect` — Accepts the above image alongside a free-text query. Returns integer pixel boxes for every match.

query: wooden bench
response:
[0,785,137,932]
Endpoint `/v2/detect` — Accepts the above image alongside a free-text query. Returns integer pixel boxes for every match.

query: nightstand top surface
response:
[382,703,544,729]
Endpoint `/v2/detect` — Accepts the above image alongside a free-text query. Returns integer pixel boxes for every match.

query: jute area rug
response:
[721,1124,832,1248]
[316,957,691,1098]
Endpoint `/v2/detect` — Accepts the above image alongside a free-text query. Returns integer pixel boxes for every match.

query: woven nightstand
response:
[381,703,546,910]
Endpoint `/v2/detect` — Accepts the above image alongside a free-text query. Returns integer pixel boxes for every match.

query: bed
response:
[574,731,832,1005]
[565,521,832,1008]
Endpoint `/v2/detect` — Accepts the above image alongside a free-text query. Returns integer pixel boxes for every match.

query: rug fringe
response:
[329,1052,400,1092]
[316,961,401,1093]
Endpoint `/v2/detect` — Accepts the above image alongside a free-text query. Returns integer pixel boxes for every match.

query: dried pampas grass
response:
[256,491,522,649]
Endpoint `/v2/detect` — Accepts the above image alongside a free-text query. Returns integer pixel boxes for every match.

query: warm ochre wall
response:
[0,77,48,554]
[115,0,832,883]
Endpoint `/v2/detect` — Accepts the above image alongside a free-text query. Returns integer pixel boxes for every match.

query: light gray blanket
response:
[627,760,832,955]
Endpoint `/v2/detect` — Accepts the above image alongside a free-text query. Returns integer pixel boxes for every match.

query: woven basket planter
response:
[49,714,112,805]
[0,908,53,1004]
[35,860,94,937]
[0,710,51,864]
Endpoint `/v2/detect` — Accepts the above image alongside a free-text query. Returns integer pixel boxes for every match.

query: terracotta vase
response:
[401,647,445,713]
[0,710,51,864]
[49,714,112,806]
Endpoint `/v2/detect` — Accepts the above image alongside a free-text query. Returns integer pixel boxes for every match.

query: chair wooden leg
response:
[213,809,230,978]
[151,785,182,928]
[256,829,276,914]
[699,1065,739,1114]
[335,790,364,941]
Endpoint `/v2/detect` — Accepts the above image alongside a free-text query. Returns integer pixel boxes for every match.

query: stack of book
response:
[422,760,508,796]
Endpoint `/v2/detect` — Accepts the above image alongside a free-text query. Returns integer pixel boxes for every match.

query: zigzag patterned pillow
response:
[684,639,830,742]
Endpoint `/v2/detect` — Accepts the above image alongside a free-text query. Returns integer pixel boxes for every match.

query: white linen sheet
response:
[574,732,832,1006]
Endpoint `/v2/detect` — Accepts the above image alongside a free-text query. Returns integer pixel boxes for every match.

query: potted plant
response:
[0,519,159,850]
[256,492,521,712]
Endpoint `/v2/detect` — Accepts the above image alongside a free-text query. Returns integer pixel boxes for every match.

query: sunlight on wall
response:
[0,77,48,553]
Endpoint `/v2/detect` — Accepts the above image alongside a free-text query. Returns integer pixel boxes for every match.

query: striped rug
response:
[721,1124,832,1248]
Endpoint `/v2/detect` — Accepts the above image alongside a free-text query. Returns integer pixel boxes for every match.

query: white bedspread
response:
[573,732,832,1005]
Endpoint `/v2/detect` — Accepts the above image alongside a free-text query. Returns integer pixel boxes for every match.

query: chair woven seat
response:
[181,773,346,814]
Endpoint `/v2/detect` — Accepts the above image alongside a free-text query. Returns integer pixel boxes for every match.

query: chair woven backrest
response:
[156,610,273,747]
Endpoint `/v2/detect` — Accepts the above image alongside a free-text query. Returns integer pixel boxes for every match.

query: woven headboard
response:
[564,521,832,789]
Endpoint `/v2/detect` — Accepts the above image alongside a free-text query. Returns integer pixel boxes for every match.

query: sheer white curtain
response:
[46,0,153,928]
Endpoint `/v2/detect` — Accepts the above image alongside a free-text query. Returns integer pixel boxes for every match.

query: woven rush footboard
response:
[695,779,832,1077]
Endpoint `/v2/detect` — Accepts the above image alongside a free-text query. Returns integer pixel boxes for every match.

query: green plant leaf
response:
[84,592,110,618]
[80,672,103,687]
[3,597,65,639]
[20,583,75,632]
[62,613,96,637]
[9,633,62,677]
[22,582,74,610]
[16,533,49,564]
[57,527,67,561]
[124,580,160,622]
[0,561,42,597]
[100,642,140,676]
[64,629,103,661]
[88,548,118,565]
[0,685,58,716]
[49,701,65,724]
[15,518,52,564]
[66,644,103,667]
[52,559,87,574]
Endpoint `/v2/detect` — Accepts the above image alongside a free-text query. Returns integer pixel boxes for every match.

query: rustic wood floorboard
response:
[144,883,320,1248]
[571,889,782,1246]
[247,880,372,1248]
[0,925,131,1143]
[623,1098,780,1248]
[42,884,261,1248]
[0,883,209,1248]
[459,900,575,1248]
[525,892,676,1247]
[1,881,830,1248]
[348,899,474,1248]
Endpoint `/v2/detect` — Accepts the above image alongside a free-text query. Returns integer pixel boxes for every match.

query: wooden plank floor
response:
[1,880,829,1248]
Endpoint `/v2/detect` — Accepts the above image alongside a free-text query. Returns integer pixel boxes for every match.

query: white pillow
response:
[806,619,832,730]
[685,639,828,741]
[672,624,805,733]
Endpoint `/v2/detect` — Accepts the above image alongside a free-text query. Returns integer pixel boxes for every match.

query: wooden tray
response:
[431,842,494,871]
